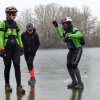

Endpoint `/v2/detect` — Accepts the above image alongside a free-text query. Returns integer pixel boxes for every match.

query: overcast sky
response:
[0,0,100,20]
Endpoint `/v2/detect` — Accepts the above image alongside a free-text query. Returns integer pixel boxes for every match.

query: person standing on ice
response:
[21,23,40,85]
[52,17,85,89]
[0,6,25,94]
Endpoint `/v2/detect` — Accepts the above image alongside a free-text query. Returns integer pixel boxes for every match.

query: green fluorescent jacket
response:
[0,21,23,50]
[55,26,83,48]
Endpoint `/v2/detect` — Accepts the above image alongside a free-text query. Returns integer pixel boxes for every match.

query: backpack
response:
[73,30,85,45]
[4,20,19,37]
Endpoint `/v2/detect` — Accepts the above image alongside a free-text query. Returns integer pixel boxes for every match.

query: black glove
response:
[20,48,24,56]
[0,50,6,58]
[63,37,69,42]
[52,20,58,27]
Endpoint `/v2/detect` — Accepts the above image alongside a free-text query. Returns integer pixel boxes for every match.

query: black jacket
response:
[21,31,40,55]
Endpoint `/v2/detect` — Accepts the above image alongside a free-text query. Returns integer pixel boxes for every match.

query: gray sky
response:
[0,0,100,20]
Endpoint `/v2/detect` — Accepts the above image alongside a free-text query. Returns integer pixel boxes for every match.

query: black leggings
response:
[67,48,83,83]
[24,53,35,71]
[3,43,21,86]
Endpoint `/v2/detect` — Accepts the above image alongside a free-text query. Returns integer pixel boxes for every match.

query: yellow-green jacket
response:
[0,20,23,50]
[55,26,83,48]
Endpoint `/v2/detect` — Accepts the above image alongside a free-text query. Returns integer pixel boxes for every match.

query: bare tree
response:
[17,4,100,48]
[17,8,34,32]
[33,3,64,48]
[79,6,98,46]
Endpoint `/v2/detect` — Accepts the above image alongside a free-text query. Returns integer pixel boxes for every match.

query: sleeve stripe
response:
[16,29,20,32]
[0,28,4,31]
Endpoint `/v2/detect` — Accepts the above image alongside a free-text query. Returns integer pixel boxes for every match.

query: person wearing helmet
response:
[21,23,40,85]
[52,17,84,89]
[0,6,25,94]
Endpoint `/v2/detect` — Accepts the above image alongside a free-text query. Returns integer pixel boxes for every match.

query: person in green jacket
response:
[52,17,84,89]
[0,6,25,94]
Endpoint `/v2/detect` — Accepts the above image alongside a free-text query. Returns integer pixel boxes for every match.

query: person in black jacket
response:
[21,23,40,85]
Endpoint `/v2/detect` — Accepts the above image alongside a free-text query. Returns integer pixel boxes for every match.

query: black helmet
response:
[5,6,18,13]
[26,23,34,30]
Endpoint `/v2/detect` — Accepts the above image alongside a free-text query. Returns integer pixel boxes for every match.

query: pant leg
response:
[3,47,12,85]
[71,48,83,83]
[24,53,35,78]
[12,44,21,86]
[67,50,77,83]
[24,54,35,71]
[24,54,29,71]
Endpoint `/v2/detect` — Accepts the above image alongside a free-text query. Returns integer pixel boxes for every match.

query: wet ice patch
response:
[84,71,87,74]
[81,75,88,78]
[97,92,100,94]
[63,75,88,83]
[64,79,71,83]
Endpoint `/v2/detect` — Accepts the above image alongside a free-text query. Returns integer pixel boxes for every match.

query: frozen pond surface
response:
[0,48,100,100]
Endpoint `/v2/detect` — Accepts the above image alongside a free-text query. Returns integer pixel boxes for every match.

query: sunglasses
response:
[10,13,17,16]
[62,23,68,26]
[27,29,33,32]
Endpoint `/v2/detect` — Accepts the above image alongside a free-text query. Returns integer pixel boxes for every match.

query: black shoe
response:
[28,77,36,85]
[17,85,25,94]
[5,84,12,92]
[74,82,84,89]
[67,82,77,89]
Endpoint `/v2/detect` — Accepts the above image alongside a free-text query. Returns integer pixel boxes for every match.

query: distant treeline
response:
[16,3,100,48]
